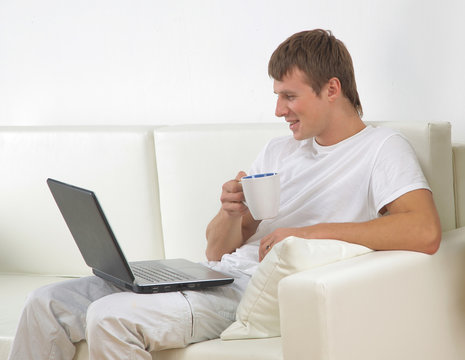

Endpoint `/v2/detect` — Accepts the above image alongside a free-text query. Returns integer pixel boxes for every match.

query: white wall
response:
[1,0,464,142]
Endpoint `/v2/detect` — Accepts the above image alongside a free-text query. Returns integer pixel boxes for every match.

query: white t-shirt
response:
[220,125,430,274]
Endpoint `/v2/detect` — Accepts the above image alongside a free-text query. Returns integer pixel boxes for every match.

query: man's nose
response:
[275,98,287,117]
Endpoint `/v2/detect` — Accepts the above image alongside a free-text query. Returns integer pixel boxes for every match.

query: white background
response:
[1,0,464,142]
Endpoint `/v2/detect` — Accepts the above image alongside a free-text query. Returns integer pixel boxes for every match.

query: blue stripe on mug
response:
[243,172,277,179]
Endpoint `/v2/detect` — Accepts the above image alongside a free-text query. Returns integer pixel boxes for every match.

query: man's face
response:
[273,68,329,141]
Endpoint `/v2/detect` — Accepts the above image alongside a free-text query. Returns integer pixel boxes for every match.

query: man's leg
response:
[8,276,123,360]
[86,268,250,359]
[86,290,192,360]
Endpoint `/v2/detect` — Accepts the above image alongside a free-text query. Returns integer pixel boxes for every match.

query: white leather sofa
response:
[0,122,464,360]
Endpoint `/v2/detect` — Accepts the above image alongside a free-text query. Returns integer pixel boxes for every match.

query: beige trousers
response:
[8,264,249,360]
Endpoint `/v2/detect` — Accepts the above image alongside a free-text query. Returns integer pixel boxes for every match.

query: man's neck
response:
[315,111,365,146]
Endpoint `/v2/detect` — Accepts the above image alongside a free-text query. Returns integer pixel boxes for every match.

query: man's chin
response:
[289,122,305,140]
[291,130,304,141]
[291,130,313,141]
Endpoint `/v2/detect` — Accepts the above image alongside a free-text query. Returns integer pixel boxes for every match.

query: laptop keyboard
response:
[131,264,191,283]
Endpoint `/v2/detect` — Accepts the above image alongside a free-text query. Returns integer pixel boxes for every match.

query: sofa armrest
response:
[278,227,465,360]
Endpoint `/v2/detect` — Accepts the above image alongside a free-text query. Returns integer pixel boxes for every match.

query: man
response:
[206,29,440,263]
[8,29,441,360]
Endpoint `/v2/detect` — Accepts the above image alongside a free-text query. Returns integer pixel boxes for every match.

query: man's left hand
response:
[259,228,300,262]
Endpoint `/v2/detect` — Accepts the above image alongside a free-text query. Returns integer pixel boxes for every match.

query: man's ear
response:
[326,77,342,101]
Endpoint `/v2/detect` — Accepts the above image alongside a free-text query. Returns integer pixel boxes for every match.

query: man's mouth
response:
[288,120,299,131]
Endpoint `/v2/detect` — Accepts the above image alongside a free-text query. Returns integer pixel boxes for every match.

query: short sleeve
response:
[370,134,430,214]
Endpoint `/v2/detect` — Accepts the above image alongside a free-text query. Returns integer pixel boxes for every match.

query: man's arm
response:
[206,171,261,261]
[259,189,441,261]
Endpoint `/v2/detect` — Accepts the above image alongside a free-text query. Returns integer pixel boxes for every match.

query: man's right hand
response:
[206,171,260,261]
[220,171,249,217]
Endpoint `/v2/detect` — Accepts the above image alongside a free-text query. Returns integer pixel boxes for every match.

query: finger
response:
[222,201,248,214]
[235,171,247,181]
[259,245,271,262]
[222,179,243,194]
[220,190,244,203]
[259,236,273,262]
[259,245,265,262]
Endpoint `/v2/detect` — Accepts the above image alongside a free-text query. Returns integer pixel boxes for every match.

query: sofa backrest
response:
[154,121,456,263]
[153,123,290,262]
[0,122,457,275]
[0,127,164,276]
[453,143,465,228]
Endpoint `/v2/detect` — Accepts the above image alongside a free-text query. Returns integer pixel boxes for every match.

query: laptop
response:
[47,178,234,294]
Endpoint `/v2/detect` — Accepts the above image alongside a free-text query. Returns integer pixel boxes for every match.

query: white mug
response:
[241,173,280,220]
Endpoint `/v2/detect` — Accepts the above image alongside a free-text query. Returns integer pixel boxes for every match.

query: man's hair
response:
[268,29,363,117]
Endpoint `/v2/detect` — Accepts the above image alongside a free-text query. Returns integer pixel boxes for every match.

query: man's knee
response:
[23,283,61,315]
[86,296,133,340]
[85,295,150,358]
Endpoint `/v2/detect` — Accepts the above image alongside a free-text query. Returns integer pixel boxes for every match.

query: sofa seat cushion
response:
[158,337,283,360]
[74,337,283,360]
[0,274,77,357]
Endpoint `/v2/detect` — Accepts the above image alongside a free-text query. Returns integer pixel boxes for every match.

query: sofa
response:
[0,121,464,360]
